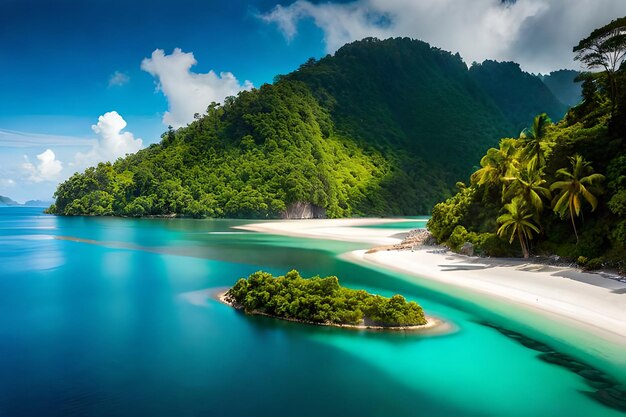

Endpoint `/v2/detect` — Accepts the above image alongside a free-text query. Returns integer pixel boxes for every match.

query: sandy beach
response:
[236,218,415,245]
[238,219,626,345]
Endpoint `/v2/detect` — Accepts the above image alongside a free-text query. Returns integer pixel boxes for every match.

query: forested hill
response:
[539,69,582,107]
[427,16,626,271]
[49,37,573,218]
[468,60,569,132]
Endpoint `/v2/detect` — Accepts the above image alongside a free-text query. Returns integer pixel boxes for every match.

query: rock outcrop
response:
[281,202,327,219]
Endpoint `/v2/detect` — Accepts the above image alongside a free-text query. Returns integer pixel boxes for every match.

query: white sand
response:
[236,218,412,246]
[238,219,626,345]
[350,249,626,341]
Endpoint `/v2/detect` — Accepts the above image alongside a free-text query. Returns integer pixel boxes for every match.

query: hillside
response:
[427,32,626,271]
[540,69,582,107]
[48,37,569,218]
[0,196,19,206]
[24,200,53,207]
[468,60,569,132]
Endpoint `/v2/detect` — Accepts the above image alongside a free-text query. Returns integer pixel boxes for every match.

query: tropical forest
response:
[47,37,567,218]
[225,270,427,327]
[428,17,626,272]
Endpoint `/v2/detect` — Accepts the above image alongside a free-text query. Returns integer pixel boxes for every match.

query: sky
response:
[1,0,625,202]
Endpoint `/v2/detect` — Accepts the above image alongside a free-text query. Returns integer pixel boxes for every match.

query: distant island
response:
[0,195,19,206]
[221,270,434,330]
[0,195,52,207]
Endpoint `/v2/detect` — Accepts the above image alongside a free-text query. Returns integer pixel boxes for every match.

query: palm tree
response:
[471,138,518,188]
[550,155,605,243]
[497,197,541,259]
[502,159,551,214]
[519,113,551,166]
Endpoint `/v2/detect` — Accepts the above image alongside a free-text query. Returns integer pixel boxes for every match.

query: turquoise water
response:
[1,207,624,416]
[360,217,430,229]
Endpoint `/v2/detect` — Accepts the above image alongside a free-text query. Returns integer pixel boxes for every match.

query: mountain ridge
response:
[0,195,20,206]
[48,37,575,218]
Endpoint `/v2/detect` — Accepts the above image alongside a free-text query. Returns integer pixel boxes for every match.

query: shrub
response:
[448,225,468,250]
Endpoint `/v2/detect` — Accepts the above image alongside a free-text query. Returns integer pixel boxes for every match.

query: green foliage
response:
[427,187,475,242]
[497,197,541,258]
[518,113,552,167]
[607,155,626,217]
[428,17,625,265]
[609,191,626,217]
[467,232,515,257]
[574,17,626,87]
[612,221,626,248]
[503,160,552,214]
[469,60,568,132]
[540,70,582,107]
[50,38,569,218]
[51,81,390,218]
[471,138,518,188]
[448,225,468,251]
[550,155,605,242]
[227,270,427,327]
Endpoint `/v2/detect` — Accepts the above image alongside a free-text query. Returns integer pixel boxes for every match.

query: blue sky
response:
[2,0,625,201]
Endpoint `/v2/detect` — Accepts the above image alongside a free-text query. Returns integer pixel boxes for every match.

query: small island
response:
[221,270,440,331]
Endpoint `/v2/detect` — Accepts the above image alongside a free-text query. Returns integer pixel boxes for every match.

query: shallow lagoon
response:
[0,207,624,416]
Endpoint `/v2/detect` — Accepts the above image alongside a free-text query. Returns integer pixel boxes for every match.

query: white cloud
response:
[74,111,143,167]
[0,179,16,187]
[141,48,253,127]
[22,149,63,183]
[108,70,130,87]
[261,0,626,73]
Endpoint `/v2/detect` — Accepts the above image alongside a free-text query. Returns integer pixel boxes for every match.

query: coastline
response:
[235,218,415,246]
[216,290,451,334]
[236,219,626,346]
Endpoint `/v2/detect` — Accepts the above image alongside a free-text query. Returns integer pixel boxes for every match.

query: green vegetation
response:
[574,16,626,115]
[428,17,626,272]
[469,60,568,133]
[48,37,570,218]
[540,70,582,107]
[225,270,427,327]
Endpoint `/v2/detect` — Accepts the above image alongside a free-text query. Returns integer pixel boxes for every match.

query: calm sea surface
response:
[0,207,624,416]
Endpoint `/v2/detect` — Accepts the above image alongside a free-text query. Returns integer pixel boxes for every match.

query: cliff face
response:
[281,202,327,219]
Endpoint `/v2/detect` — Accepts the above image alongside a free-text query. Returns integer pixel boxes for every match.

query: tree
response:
[550,155,605,243]
[497,197,541,259]
[574,16,626,113]
[519,113,551,166]
[503,159,551,214]
[471,138,518,188]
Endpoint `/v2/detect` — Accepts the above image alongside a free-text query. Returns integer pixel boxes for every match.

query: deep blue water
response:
[0,207,624,416]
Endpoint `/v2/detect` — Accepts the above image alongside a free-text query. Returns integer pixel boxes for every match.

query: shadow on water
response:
[481,322,626,413]
[3,211,625,416]
[211,313,485,417]
[0,300,480,417]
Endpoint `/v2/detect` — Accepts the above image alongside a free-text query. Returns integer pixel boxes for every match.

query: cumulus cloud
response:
[74,111,143,167]
[108,70,130,87]
[141,48,253,127]
[261,0,626,73]
[22,149,63,182]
